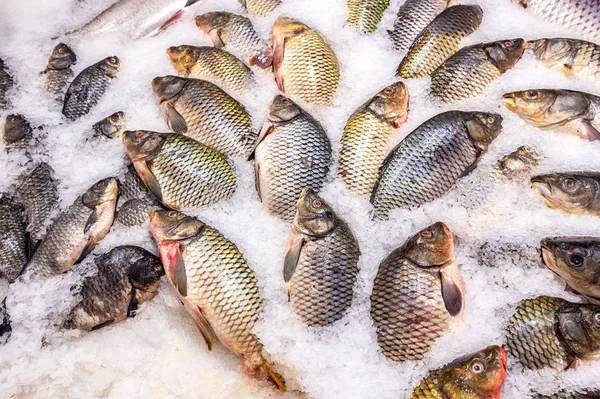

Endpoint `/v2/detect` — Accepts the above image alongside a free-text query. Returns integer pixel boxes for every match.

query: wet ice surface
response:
[1,0,600,397]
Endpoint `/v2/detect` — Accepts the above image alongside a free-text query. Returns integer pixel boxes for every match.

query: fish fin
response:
[273,38,285,91]
[156,10,184,35]
[283,233,304,283]
[165,244,187,297]
[578,120,600,141]
[254,160,262,198]
[127,288,139,318]
[133,160,163,203]
[209,30,226,48]
[163,103,187,133]
[91,319,115,331]
[566,358,580,370]
[83,209,99,233]
[185,0,201,5]
[185,302,217,351]
[261,363,287,392]
[75,239,95,264]
[248,121,273,161]
[439,269,463,316]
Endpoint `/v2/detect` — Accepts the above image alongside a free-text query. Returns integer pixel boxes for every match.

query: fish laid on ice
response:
[92,112,126,139]
[387,0,452,51]
[41,43,77,100]
[346,0,390,35]
[532,173,600,216]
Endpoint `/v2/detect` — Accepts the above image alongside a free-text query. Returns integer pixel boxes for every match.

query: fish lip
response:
[531,177,552,197]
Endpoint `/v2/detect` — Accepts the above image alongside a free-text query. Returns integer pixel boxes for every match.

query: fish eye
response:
[111,114,120,122]
[109,57,117,64]
[471,361,484,373]
[568,254,584,267]
[58,47,64,54]
[486,116,495,124]
[168,211,178,217]
[135,131,144,137]
[595,312,600,323]
[525,90,539,99]
[384,87,394,95]
[10,117,16,123]
[420,229,433,239]
[282,98,289,104]
[505,41,514,47]
[562,178,577,190]
[312,199,322,208]
[97,181,105,188]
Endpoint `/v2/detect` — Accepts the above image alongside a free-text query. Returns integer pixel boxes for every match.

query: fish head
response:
[82,177,118,207]
[269,95,303,122]
[503,89,588,127]
[152,76,186,103]
[2,114,31,144]
[195,12,230,33]
[97,56,120,78]
[466,112,502,147]
[122,130,166,161]
[273,17,308,40]
[293,188,336,237]
[128,255,165,290]
[531,174,599,212]
[558,303,600,360]
[440,346,507,398]
[166,46,198,76]
[405,222,455,267]
[528,39,573,65]
[496,145,541,180]
[487,39,526,73]
[368,82,409,128]
[149,210,205,243]
[47,43,76,70]
[96,112,126,138]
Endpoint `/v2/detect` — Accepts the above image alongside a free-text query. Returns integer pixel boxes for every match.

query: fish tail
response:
[261,362,287,392]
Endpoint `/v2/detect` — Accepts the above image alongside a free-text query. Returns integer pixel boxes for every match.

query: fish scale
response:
[0,195,27,282]
[0,60,14,110]
[240,0,281,16]
[116,199,162,226]
[387,0,450,51]
[44,69,74,98]
[531,38,600,84]
[346,0,390,34]
[119,165,150,202]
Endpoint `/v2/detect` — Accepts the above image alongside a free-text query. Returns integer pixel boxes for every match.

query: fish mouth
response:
[531,177,552,197]
[502,93,516,110]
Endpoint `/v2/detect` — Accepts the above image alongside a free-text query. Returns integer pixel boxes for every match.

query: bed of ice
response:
[1,0,600,397]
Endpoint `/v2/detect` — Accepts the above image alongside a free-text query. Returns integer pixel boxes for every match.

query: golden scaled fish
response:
[239,0,281,16]
[531,173,600,216]
[346,0,390,35]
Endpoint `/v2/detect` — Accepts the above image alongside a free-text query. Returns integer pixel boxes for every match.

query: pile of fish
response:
[2,0,600,397]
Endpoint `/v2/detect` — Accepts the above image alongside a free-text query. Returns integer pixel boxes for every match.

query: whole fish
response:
[284,189,360,326]
[503,89,600,141]
[116,199,162,226]
[387,0,452,51]
[119,165,151,202]
[195,12,273,69]
[253,95,332,221]
[531,173,600,216]
[492,145,541,183]
[533,390,600,399]
[505,296,600,370]
[63,57,120,121]
[370,111,502,220]
[397,5,483,79]
[69,0,200,40]
[41,43,77,98]
[0,59,13,110]
[152,76,256,158]
[431,39,526,103]
[529,38,600,85]
[338,82,409,196]
[92,111,126,139]
[239,0,281,16]
[346,0,390,35]
[23,178,118,280]
[411,346,507,399]
[166,46,253,94]
[370,222,464,362]
[149,210,287,391]
[0,195,27,282]
[64,246,164,331]
[513,0,600,43]
[122,131,237,210]
[2,114,32,148]
[272,17,340,105]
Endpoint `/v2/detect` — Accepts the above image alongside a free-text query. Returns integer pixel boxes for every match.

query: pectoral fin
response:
[163,102,188,133]
[248,121,273,161]
[83,209,99,233]
[165,243,187,297]
[133,160,163,203]
[209,30,225,48]
[127,288,139,318]
[254,160,262,198]
[439,269,463,316]
[283,233,304,283]
[578,120,600,141]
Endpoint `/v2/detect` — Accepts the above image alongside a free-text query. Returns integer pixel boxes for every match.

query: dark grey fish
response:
[41,43,77,99]
[0,59,14,110]
[119,165,151,202]
[2,114,32,150]
[116,199,162,226]
[92,111,126,138]
[0,195,27,282]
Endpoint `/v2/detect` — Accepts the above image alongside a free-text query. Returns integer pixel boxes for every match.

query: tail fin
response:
[261,363,287,392]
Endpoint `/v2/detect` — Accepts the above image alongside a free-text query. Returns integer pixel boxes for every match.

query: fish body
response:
[346,0,390,35]
[2,114,32,149]
[505,296,600,370]
[0,59,13,110]
[272,17,340,105]
[42,43,77,98]
[370,111,502,220]
[533,390,600,399]
[338,82,409,196]
[122,131,237,210]
[152,76,256,158]
[431,39,525,103]
[284,189,360,326]
[529,38,600,84]
[239,0,281,16]
[63,57,120,121]
[92,112,126,139]
[254,96,332,222]
[531,173,600,216]
[397,5,483,79]
[116,199,162,226]
[119,165,151,202]
[371,222,464,361]
[387,0,451,51]
[0,195,27,282]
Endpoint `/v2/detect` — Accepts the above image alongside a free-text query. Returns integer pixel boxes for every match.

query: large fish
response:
[531,173,600,216]
[116,198,162,226]
[23,178,118,280]
[253,95,332,222]
[505,296,600,370]
[346,0,390,35]
[63,57,120,121]
[64,246,164,331]
[41,43,77,99]
[122,131,237,210]
[397,5,483,79]
[284,189,360,326]
[0,59,14,110]
[370,111,502,220]
[0,195,27,282]
[239,0,281,16]
[431,39,526,103]
[149,210,287,391]
[533,391,600,399]
[92,111,126,139]
[152,76,256,158]
[272,17,340,105]
[370,222,464,361]
[338,82,409,196]
[411,346,507,399]
[387,0,452,51]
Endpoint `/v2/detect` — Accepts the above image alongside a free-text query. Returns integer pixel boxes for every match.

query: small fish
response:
[23,178,118,280]
[152,76,256,158]
[119,165,151,202]
[531,173,600,216]
[492,145,541,183]
[431,39,526,103]
[41,43,77,98]
[272,17,340,105]
[505,296,600,370]
[533,390,600,399]
[64,246,164,331]
[397,5,483,79]
[253,95,332,221]
[503,89,600,141]
[122,130,237,210]
[284,189,360,326]
[2,114,32,148]
[92,111,126,139]
[63,57,120,121]
[116,198,162,226]
[346,0,390,35]
[0,59,14,110]
[195,12,273,69]
[338,82,409,196]
[411,346,507,398]
[149,210,287,391]
[239,0,281,16]
[0,195,27,282]
[166,45,253,94]
[371,222,464,361]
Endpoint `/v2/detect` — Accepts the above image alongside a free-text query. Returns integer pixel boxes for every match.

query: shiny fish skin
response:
[284,189,360,327]
[346,0,390,35]
[272,17,340,105]
[254,96,332,222]
[371,223,464,361]
[370,111,502,221]
[338,82,409,196]
[239,0,281,16]
[530,38,600,85]
[167,46,253,94]
[387,0,451,51]
[41,43,76,99]
[119,165,151,202]
[122,131,237,210]
[116,199,162,226]
[531,173,600,216]
[152,76,256,158]
[63,57,120,121]
[431,39,526,103]
[533,391,600,399]
[397,5,483,79]
[92,112,126,139]
[64,246,163,331]
[505,296,600,370]
[0,195,27,282]
[0,59,14,110]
